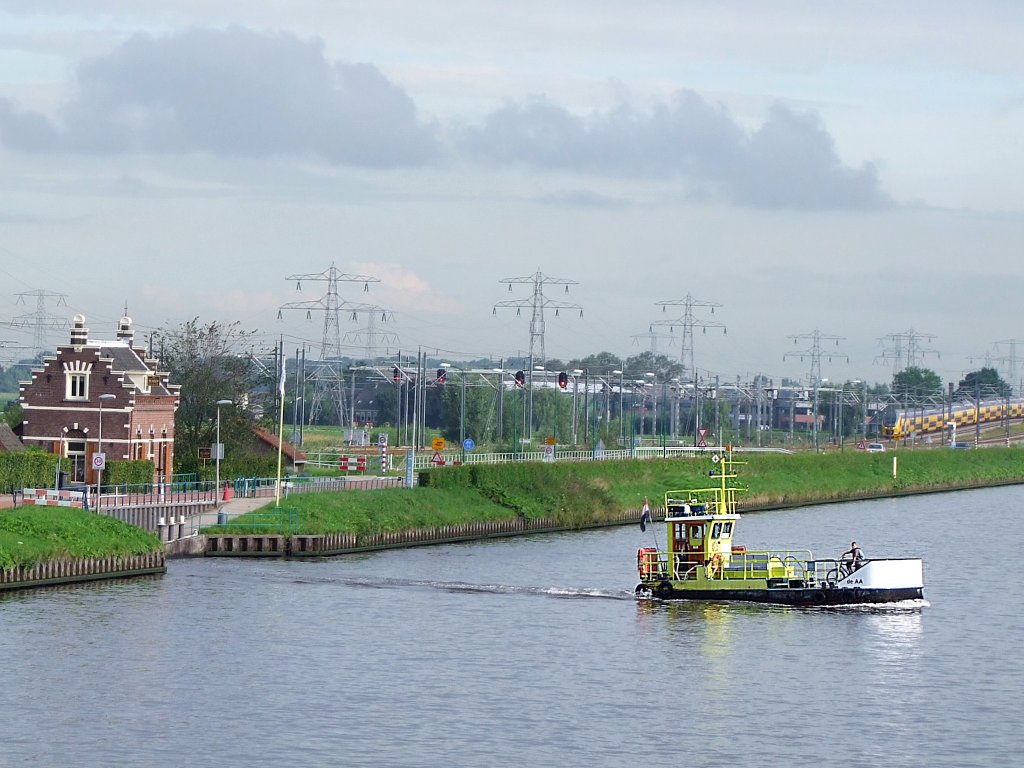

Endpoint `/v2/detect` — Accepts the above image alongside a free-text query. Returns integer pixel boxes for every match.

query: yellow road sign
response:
[431,437,445,451]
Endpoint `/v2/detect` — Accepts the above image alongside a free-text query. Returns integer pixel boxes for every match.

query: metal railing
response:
[641,549,816,583]
[207,506,300,533]
[303,445,788,472]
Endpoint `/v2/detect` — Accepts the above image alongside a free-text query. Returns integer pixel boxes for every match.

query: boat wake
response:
[815,598,930,613]
[291,574,635,600]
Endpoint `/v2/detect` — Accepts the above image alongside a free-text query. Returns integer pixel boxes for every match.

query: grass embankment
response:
[0,509,163,570]
[207,447,1024,536]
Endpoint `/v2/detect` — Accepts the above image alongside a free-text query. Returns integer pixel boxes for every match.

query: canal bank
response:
[193,448,1024,557]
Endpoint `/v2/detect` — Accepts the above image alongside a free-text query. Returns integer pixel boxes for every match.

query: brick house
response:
[19,315,180,485]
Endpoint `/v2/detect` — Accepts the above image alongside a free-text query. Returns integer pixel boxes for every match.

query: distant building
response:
[19,315,180,485]
[251,425,308,472]
[0,422,24,453]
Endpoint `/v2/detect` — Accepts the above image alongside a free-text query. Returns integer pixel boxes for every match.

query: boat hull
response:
[637,583,924,606]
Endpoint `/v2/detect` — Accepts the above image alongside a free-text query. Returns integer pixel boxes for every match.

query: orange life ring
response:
[707,552,723,578]
[637,547,658,578]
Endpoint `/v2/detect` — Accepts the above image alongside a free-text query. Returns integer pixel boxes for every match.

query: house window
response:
[67,372,88,400]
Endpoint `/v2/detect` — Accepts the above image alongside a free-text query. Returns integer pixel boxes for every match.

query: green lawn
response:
[205,447,1024,536]
[0,508,163,570]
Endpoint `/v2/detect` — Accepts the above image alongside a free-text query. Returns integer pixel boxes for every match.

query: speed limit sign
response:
[92,453,106,470]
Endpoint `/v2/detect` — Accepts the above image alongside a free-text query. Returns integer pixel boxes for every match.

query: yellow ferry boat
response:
[635,449,925,605]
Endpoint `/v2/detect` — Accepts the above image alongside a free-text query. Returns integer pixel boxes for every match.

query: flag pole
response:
[275,336,285,508]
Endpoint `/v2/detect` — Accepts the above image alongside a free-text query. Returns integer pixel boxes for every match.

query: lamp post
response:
[613,369,623,446]
[96,393,116,509]
[55,427,69,490]
[645,373,656,441]
[215,399,233,503]
[571,369,583,444]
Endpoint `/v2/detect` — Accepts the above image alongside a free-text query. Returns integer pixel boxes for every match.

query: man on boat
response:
[841,541,864,575]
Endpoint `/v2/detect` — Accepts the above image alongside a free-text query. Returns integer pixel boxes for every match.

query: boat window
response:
[722,522,733,536]
[711,522,722,538]
[689,524,704,540]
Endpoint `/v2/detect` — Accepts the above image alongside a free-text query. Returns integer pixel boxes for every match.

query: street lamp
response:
[613,369,624,445]
[645,372,656,440]
[96,393,116,509]
[215,399,233,503]
[55,426,69,491]
[571,369,583,444]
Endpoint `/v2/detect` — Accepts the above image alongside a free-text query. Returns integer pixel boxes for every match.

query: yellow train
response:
[879,397,1024,440]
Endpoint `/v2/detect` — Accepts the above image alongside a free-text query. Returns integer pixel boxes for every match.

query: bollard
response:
[217,507,227,525]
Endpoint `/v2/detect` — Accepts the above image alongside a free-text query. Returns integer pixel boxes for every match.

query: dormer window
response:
[62,360,93,401]
[67,372,88,400]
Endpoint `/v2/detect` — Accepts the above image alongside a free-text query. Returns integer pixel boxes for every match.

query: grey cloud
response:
[460,92,887,210]
[536,190,630,209]
[0,26,438,167]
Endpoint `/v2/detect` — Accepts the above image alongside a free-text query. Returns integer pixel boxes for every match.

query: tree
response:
[891,367,942,402]
[3,402,23,430]
[159,318,263,474]
[956,367,1011,399]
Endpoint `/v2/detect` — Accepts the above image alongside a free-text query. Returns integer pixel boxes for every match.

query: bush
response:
[0,449,59,494]
[106,460,155,487]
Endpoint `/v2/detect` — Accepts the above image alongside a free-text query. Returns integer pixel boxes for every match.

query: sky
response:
[0,2,1022,389]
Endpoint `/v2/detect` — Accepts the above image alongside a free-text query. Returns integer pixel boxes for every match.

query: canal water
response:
[1,485,1021,767]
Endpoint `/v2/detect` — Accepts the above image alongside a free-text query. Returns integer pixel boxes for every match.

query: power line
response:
[991,338,1023,395]
[651,293,726,381]
[785,329,848,386]
[876,329,939,374]
[10,289,69,358]
[630,326,674,356]
[493,269,582,365]
[277,263,381,427]
[343,306,399,361]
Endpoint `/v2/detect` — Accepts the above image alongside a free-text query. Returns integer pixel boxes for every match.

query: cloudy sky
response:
[0,2,1022,387]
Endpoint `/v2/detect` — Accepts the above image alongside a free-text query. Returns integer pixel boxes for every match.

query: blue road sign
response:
[463,438,475,451]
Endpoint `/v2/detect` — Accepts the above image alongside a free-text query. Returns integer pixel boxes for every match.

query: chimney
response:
[70,314,88,346]
[117,316,134,344]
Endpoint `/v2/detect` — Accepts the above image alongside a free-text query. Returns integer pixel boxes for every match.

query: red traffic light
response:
[436,368,447,383]
[558,371,568,389]
[393,367,401,383]
[514,370,525,387]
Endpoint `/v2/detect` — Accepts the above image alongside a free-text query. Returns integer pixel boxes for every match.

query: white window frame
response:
[66,372,89,400]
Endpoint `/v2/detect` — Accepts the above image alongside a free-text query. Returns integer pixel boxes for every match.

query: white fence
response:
[303,445,788,473]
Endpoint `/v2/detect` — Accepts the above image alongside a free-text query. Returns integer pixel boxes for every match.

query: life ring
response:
[637,547,658,578]
[655,581,673,600]
[811,590,826,605]
[706,552,723,578]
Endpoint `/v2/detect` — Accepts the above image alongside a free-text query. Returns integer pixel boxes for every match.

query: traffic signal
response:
[393,367,401,383]
[436,368,447,383]
[514,370,525,387]
[558,371,568,389]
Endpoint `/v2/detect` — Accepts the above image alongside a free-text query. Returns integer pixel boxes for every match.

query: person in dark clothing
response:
[841,541,864,575]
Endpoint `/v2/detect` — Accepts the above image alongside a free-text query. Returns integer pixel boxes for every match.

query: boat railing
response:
[711,549,815,582]
[810,558,869,585]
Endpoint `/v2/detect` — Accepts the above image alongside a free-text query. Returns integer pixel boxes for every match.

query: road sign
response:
[697,428,709,448]
[91,453,106,470]
[431,451,445,465]
[463,438,475,451]
[431,437,445,451]
[378,433,388,446]
[338,456,367,472]
[544,436,556,446]
[543,444,555,462]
